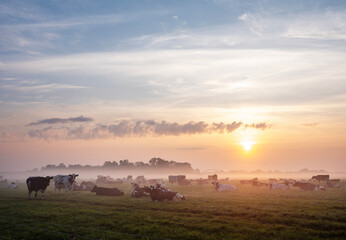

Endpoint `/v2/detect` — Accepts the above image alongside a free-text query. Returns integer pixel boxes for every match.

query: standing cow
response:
[212,182,237,192]
[311,175,329,182]
[26,176,53,199]
[54,174,78,192]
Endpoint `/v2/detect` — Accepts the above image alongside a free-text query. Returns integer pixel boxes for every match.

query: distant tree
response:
[57,163,66,169]
[103,161,119,168]
[119,159,134,168]
[135,161,149,168]
[68,164,82,169]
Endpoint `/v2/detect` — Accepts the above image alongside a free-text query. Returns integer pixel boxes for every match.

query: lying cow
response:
[268,182,289,190]
[293,182,322,191]
[131,183,149,198]
[91,185,124,196]
[54,174,78,192]
[26,176,53,199]
[80,181,96,191]
[212,182,237,192]
[147,184,185,201]
[7,182,17,189]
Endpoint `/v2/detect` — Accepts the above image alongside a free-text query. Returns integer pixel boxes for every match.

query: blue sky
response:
[0,0,346,171]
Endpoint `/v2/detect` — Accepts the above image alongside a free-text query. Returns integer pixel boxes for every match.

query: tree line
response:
[41,157,195,172]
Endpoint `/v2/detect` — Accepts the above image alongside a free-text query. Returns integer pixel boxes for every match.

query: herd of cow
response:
[4,174,342,201]
[25,174,186,201]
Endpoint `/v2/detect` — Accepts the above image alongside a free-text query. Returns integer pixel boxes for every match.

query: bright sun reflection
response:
[241,141,255,151]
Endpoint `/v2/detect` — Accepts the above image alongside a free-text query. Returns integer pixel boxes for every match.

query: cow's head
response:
[68,174,79,183]
[211,182,219,189]
[45,176,53,185]
[91,185,97,193]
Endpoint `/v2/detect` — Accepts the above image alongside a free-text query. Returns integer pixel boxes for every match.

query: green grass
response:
[0,182,345,240]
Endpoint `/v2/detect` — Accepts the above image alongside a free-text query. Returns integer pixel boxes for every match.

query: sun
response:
[241,141,255,151]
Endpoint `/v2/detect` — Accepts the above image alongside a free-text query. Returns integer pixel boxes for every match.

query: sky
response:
[0,0,346,172]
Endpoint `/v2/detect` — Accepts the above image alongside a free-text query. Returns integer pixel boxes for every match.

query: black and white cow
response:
[91,185,124,196]
[131,183,150,198]
[54,174,78,192]
[212,182,237,192]
[146,184,185,201]
[26,176,53,199]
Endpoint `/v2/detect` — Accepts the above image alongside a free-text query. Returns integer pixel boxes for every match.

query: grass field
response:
[0,181,345,240]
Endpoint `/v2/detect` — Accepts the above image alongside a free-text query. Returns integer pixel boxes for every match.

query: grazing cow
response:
[131,183,150,198]
[146,185,185,201]
[293,182,321,191]
[7,182,17,189]
[212,182,237,192]
[26,176,53,199]
[311,175,329,182]
[54,174,78,192]
[268,182,289,190]
[91,185,124,196]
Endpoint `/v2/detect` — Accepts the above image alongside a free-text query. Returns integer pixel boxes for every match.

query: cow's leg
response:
[34,191,38,198]
[28,191,32,200]
[41,190,45,199]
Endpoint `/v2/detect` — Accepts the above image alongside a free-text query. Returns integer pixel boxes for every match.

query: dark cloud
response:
[28,116,94,126]
[26,120,269,139]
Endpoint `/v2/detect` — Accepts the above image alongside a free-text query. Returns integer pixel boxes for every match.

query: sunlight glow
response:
[241,141,255,151]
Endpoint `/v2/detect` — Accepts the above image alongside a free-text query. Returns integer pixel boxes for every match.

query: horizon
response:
[1,0,346,172]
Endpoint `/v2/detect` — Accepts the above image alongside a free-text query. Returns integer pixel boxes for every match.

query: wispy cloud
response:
[26,120,268,140]
[302,122,318,128]
[28,116,94,126]
[1,83,90,93]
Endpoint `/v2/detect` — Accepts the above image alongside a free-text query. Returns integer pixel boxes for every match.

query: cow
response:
[91,185,124,196]
[7,182,17,189]
[146,185,185,201]
[80,181,96,191]
[131,183,150,198]
[212,182,237,192]
[208,174,218,182]
[251,179,267,187]
[54,174,78,192]
[293,182,321,191]
[311,175,329,182]
[268,182,289,190]
[26,176,53,199]
[239,180,252,185]
[327,181,340,188]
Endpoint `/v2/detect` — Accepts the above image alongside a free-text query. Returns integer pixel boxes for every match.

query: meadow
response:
[0,181,345,240]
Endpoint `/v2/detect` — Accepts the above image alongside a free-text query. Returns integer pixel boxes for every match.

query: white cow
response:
[212,182,237,192]
[7,182,17,189]
[268,182,289,190]
[54,174,78,192]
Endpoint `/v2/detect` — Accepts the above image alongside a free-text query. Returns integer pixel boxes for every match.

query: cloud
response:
[244,123,268,130]
[25,119,268,140]
[302,123,318,128]
[28,116,94,126]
